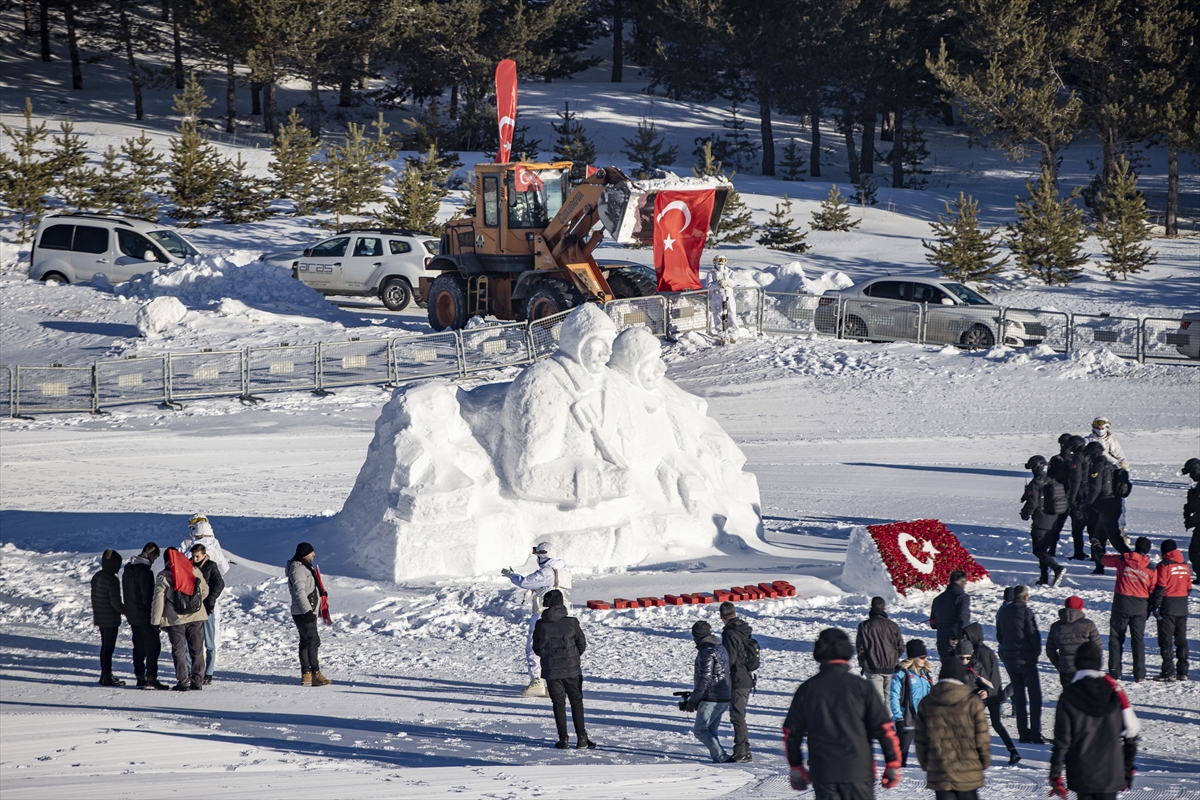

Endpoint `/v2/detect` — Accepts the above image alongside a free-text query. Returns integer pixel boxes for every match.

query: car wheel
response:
[842,315,868,340]
[426,273,470,331]
[524,278,583,322]
[381,277,413,311]
[41,272,69,284]
[960,324,995,349]
[606,269,657,299]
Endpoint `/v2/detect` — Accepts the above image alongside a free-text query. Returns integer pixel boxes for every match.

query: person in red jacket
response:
[1100,537,1156,682]
[1149,540,1192,682]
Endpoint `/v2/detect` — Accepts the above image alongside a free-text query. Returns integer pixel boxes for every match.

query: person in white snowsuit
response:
[707,255,740,344]
[179,514,230,681]
[503,542,572,697]
[1086,418,1130,533]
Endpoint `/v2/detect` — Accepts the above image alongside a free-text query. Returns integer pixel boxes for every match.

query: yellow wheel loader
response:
[422,161,729,331]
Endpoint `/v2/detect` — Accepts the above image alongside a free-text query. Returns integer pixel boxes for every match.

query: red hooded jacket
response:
[1149,550,1192,616]
[1100,552,1154,599]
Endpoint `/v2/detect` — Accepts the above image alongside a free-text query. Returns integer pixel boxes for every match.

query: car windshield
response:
[147,229,200,259]
[507,168,568,228]
[940,282,992,305]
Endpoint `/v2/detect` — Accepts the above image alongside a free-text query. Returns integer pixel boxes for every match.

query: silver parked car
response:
[814,276,1045,348]
[29,214,200,284]
[259,228,441,311]
[1171,311,1200,359]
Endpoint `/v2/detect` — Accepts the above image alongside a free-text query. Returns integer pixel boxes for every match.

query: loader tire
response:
[427,273,470,331]
[607,269,657,299]
[524,278,583,322]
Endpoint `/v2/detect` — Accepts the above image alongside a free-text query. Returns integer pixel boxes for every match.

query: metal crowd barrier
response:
[2,292,1197,416]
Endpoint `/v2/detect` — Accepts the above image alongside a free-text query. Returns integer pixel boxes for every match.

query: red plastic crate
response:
[586,600,611,610]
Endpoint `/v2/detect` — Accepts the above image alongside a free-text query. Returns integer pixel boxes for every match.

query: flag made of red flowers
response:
[867,519,989,595]
[653,189,715,292]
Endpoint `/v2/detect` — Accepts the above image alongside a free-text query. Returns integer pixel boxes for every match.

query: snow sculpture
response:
[336,305,764,581]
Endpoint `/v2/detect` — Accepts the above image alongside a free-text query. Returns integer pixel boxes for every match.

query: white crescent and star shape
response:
[896,532,939,574]
[656,200,693,231]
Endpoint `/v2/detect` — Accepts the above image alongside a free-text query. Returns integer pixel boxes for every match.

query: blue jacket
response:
[890,663,933,729]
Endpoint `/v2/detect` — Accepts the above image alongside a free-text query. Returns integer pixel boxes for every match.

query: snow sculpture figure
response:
[499,303,630,508]
[501,541,572,697]
[707,254,740,344]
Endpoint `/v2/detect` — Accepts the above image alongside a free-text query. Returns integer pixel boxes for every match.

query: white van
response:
[29,214,200,284]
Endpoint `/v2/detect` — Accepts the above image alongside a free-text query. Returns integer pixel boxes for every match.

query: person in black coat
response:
[1045,596,1102,687]
[122,542,166,690]
[958,623,1019,765]
[190,543,225,684]
[930,571,971,662]
[1082,441,1126,575]
[1184,458,1200,584]
[1049,642,1139,800]
[531,589,593,749]
[783,628,902,799]
[1061,435,1091,560]
[1021,455,1066,586]
[995,584,1045,744]
[856,596,905,704]
[686,620,732,763]
[720,602,756,762]
[90,548,125,687]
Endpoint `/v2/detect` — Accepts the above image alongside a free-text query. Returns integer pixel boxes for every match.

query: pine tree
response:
[1007,166,1088,285]
[552,101,597,181]
[270,109,323,216]
[510,124,542,161]
[0,98,57,240]
[213,154,272,224]
[692,140,755,246]
[757,196,810,252]
[119,131,167,219]
[811,185,860,231]
[374,144,449,235]
[621,117,678,178]
[899,116,930,189]
[780,139,806,181]
[922,192,1009,281]
[167,74,223,226]
[52,118,99,213]
[720,100,759,174]
[91,146,128,214]
[854,174,878,207]
[323,120,392,227]
[1094,156,1156,280]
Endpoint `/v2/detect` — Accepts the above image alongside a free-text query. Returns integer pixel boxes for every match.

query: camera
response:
[672,690,692,711]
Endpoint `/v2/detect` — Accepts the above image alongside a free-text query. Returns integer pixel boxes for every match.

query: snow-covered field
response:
[3,28,1200,800]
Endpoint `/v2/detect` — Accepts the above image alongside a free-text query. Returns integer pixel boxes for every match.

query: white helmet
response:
[713,255,728,266]
[188,513,213,538]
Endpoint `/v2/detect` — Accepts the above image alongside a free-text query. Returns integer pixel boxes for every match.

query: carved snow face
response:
[579,336,613,374]
[637,356,667,390]
[610,327,666,390]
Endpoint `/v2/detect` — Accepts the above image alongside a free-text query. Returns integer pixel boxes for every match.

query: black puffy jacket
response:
[1050,675,1138,794]
[90,549,124,628]
[721,618,757,691]
[1185,481,1199,530]
[688,634,731,706]
[963,623,1003,702]
[996,600,1041,665]
[1021,475,1057,530]
[856,610,905,675]
[196,559,225,614]
[121,556,157,625]
[532,604,586,680]
[1046,608,1102,676]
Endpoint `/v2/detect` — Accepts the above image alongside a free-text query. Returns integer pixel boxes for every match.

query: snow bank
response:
[839,526,903,603]
[135,295,187,336]
[733,261,852,295]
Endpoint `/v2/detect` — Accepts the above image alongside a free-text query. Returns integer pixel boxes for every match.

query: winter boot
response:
[554,739,570,750]
[203,675,213,685]
[732,747,752,763]
[146,678,169,690]
[311,671,332,687]
[1008,750,1021,766]
[99,676,126,687]
[301,672,313,686]
[1052,565,1066,587]
[172,682,191,691]
[576,736,596,750]
[521,678,548,698]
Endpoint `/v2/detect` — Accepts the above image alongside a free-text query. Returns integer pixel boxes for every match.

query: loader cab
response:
[475,161,572,255]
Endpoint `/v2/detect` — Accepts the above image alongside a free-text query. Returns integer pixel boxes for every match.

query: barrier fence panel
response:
[318,338,390,389]
[604,296,668,337]
[460,321,534,374]
[761,292,822,335]
[16,365,95,414]
[729,287,764,334]
[528,311,571,359]
[168,350,245,402]
[839,297,922,342]
[247,345,319,395]
[1141,317,1199,363]
[664,291,710,338]
[0,365,12,418]
[96,357,167,409]
[391,332,463,382]
[924,305,1003,348]
[813,296,841,337]
[1003,308,1069,352]
[1072,314,1141,360]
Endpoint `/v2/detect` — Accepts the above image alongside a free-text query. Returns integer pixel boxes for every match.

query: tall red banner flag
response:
[653,190,715,291]
[495,59,518,163]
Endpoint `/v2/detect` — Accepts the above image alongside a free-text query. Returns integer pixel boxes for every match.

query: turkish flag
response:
[513,164,543,192]
[495,59,517,163]
[653,190,715,291]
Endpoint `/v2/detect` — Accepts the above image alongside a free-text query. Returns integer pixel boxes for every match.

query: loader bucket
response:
[599,176,730,246]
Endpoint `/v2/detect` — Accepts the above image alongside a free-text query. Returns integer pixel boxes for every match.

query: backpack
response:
[743,634,761,673]
[172,578,202,615]
[1044,480,1068,515]
[1113,468,1133,499]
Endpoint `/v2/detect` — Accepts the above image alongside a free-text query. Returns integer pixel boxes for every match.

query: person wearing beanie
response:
[889,639,934,766]
[915,653,991,800]
[286,542,330,687]
[122,543,167,690]
[1049,642,1140,800]
[532,589,594,749]
[1101,536,1156,682]
[996,585,1045,743]
[683,619,733,763]
[1149,539,1192,681]
[930,571,972,662]
[957,623,1019,765]
[719,602,757,762]
[783,628,902,797]
[502,541,571,698]
[856,596,906,704]
[1046,597,1102,688]
[90,548,126,687]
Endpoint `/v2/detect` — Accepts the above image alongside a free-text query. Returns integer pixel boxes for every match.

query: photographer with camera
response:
[680,620,733,763]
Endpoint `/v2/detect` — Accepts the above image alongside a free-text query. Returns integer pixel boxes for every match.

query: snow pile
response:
[333,306,764,581]
[735,261,853,295]
[135,295,188,336]
[840,526,902,602]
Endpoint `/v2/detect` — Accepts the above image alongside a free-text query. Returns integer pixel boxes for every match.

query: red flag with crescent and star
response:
[652,190,715,291]
[512,165,543,192]
[495,60,517,163]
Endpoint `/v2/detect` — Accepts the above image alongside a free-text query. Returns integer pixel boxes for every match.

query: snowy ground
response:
[3,24,1200,800]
